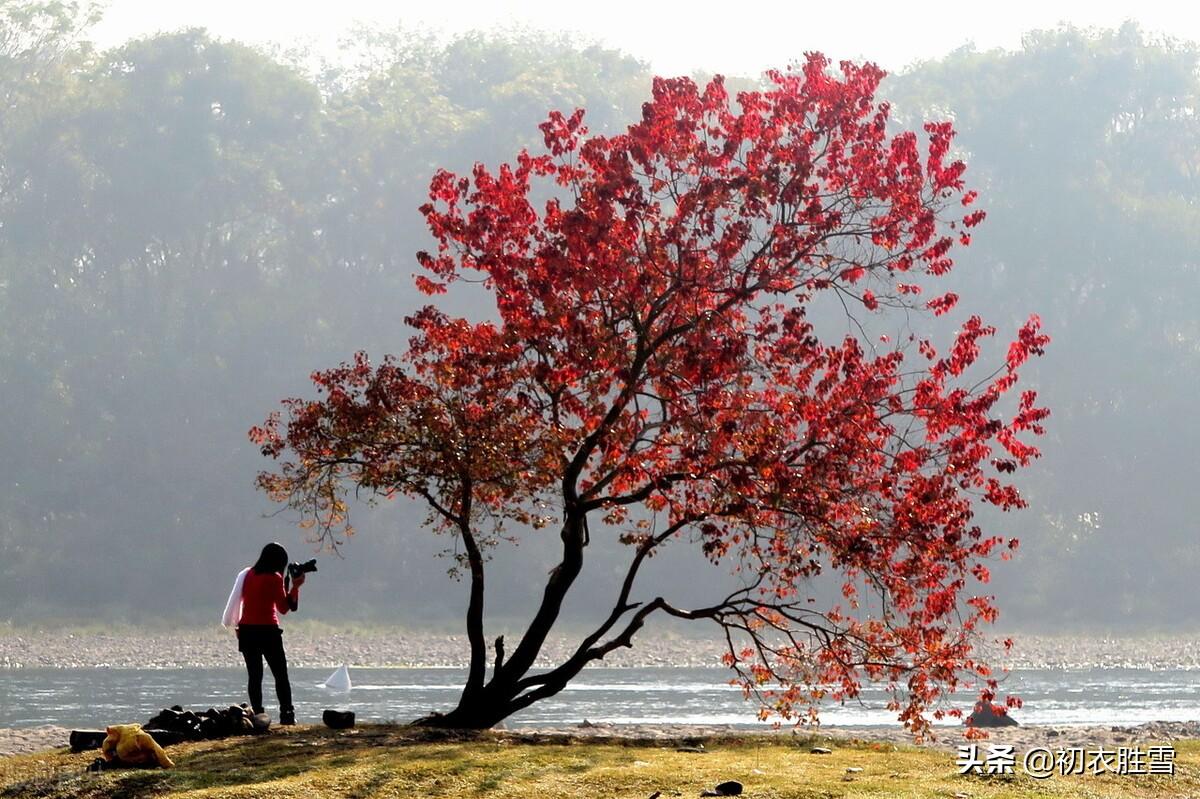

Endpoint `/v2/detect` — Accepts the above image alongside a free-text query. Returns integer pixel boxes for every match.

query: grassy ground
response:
[2,727,1197,799]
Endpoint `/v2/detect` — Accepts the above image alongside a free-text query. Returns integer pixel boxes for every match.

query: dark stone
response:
[966,701,1019,728]
[322,709,356,730]
[70,730,108,752]
[701,782,743,797]
[146,729,186,747]
[147,708,182,729]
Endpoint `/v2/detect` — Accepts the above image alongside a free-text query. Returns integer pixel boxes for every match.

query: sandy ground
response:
[0,726,72,757]
[4,720,1200,758]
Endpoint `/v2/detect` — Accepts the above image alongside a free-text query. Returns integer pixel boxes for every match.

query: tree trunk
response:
[409,687,523,729]
[410,515,592,729]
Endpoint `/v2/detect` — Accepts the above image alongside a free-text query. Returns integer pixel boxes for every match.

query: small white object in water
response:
[324,664,352,692]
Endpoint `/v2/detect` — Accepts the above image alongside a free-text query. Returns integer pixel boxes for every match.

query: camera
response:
[288,559,317,579]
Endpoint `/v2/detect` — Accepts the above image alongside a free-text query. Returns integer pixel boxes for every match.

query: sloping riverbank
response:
[6,720,1200,758]
[3,725,1199,798]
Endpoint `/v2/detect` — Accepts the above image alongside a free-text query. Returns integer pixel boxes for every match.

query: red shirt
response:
[237,570,299,626]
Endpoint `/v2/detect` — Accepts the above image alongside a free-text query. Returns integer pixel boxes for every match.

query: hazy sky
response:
[92,0,1198,76]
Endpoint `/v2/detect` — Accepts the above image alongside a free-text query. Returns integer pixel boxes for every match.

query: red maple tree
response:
[252,54,1049,735]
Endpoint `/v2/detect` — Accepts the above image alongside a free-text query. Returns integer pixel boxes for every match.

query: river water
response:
[2,667,1199,729]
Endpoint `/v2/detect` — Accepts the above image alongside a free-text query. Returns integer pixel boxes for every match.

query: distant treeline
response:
[1,3,1195,630]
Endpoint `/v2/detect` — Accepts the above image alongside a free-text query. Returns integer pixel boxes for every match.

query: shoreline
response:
[7,630,1200,759]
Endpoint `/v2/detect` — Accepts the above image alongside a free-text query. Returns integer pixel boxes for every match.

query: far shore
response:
[5,626,1200,671]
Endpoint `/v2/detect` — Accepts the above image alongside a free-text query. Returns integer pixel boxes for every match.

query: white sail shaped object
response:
[324,664,352,692]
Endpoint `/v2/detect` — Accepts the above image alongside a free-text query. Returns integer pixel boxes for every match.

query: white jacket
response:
[221,567,251,628]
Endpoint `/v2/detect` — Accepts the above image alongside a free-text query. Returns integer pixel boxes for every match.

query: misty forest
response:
[2,3,1197,639]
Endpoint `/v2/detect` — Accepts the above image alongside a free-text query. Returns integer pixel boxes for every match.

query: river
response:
[3,666,1199,730]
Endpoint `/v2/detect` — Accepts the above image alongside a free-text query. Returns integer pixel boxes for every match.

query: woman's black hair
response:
[252,542,289,575]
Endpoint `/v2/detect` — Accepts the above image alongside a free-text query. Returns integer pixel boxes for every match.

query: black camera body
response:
[288,559,317,579]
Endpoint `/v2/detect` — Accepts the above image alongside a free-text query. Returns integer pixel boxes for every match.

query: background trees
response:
[0,14,1194,633]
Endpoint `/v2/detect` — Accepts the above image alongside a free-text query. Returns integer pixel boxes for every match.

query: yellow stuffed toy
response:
[99,724,175,768]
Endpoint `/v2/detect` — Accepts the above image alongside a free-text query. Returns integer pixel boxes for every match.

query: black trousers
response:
[237,625,292,715]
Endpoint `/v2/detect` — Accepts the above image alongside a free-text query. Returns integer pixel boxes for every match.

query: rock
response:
[145,729,186,747]
[966,701,1018,728]
[251,713,272,733]
[846,767,863,773]
[811,746,832,754]
[69,730,108,752]
[323,709,356,730]
[675,745,706,753]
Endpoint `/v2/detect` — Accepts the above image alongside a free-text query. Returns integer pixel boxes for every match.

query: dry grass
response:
[2,726,1197,798]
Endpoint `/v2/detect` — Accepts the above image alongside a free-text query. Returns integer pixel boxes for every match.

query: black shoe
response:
[279,709,296,726]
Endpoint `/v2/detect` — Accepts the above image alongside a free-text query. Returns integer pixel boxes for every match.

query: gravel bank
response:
[0,627,728,669]
[5,629,1200,671]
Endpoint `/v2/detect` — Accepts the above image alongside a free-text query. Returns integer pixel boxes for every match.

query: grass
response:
[2,726,1198,798]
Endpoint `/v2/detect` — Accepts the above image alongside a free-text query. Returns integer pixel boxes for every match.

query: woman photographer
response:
[221,542,304,725]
